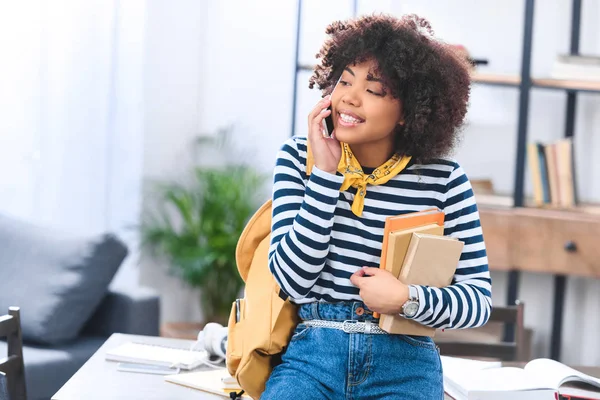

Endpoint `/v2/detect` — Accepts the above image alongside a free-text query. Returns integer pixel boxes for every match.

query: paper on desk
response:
[165,369,250,399]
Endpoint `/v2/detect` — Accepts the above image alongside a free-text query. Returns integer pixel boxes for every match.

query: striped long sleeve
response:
[406,165,492,329]
[268,138,345,299]
[268,137,492,330]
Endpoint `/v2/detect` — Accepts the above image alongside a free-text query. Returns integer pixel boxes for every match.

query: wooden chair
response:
[434,301,528,361]
[0,307,27,400]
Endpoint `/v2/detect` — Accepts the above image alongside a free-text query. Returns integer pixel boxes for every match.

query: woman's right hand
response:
[307,96,342,175]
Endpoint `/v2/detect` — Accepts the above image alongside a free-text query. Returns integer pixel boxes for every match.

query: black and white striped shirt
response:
[268,137,492,329]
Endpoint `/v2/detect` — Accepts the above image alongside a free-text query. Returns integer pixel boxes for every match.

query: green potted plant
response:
[141,164,266,325]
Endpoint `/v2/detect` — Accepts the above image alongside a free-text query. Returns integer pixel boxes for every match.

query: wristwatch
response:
[401,296,420,318]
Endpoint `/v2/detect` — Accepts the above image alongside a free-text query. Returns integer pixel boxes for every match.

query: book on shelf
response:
[528,138,577,209]
[442,356,600,400]
[551,54,600,82]
[377,208,464,336]
[545,142,561,207]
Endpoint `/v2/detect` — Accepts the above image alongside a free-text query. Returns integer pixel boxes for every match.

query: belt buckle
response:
[342,320,358,333]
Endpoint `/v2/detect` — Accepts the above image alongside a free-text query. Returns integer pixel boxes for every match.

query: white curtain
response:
[0,0,145,286]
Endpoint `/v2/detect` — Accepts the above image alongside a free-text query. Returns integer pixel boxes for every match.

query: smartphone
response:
[321,76,342,138]
[322,107,335,138]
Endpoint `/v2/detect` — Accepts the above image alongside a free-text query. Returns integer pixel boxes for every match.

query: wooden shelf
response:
[477,197,600,278]
[476,193,600,215]
[532,78,600,93]
[299,68,600,93]
[475,194,514,208]
[471,73,600,93]
[471,73,521,87]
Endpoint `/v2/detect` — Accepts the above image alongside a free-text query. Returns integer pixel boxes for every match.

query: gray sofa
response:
[0,214,160,400]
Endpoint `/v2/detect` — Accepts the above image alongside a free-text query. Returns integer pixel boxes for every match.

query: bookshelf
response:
[473,0,600,362]
[472,73,600,93]
[289,0,597,361]
[532,78,600,93]
[471,73,521,87]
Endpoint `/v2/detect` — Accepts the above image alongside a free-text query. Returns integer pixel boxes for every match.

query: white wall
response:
[140,0,301,323]
[140,0,600,364]
[0,1,145,288]
[140,0,208,323]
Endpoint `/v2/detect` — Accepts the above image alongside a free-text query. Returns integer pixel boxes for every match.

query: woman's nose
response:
[341,88,361,107]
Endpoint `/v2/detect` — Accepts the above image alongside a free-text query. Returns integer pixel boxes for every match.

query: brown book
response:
[373,207,445,319]
[545,143,561,207]
[379,233,464,336]
[555,138,575,208]
[379,208,444,274]
[382,224,445,279]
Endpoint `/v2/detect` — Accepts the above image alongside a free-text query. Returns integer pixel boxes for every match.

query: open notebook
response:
[442,356,600,400]
[165,369,251,399]
[105,342,210,370]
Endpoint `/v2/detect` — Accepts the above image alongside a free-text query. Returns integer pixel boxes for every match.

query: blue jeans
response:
[261,301,443,400]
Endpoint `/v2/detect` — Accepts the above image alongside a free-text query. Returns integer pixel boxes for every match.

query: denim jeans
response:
[261,301,443,400]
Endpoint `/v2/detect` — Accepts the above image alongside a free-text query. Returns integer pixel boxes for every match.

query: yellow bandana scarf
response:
[337,142,412,217]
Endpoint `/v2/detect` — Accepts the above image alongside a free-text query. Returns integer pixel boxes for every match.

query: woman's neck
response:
[349,138,396,168]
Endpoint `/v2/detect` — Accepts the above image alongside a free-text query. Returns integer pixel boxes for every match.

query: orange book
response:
[373,208,445,318]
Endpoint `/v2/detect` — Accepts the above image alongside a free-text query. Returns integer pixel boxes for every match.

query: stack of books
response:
[377,208,464,336]
[527,138,577,208]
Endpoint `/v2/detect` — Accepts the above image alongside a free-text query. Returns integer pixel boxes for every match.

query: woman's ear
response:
[397,107,405,126]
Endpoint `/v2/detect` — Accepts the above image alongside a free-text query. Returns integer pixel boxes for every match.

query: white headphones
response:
[190,322,228,367]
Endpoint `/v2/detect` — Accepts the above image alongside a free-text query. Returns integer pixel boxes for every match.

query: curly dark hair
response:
[309,14,471,164]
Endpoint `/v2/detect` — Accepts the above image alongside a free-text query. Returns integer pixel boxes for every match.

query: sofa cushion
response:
[0,214,127,345]
[0,337,107,400]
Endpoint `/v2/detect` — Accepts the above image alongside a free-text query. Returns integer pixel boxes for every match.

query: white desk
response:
[52,333,224,400]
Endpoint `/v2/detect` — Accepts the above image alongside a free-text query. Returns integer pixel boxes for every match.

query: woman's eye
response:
[339,80,350,86]
[367,89,383,96]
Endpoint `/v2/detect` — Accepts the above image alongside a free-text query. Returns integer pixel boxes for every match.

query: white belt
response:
[302,320,388,335]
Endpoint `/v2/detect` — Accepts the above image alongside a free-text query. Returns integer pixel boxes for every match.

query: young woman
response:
[264,14,491,399]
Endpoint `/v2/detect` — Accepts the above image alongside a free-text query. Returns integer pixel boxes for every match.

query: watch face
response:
[404,302,419,317]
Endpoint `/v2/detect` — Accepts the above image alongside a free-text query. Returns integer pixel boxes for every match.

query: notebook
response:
[165,369,251,399]
[379,207,445,272]
[379,232,463,336]
[382,223,444,279]
[105,342,209,370]
[442,356,600,400]
[374,207,445,319]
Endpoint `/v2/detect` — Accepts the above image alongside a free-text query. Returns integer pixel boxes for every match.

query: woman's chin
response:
[333,129,363,144]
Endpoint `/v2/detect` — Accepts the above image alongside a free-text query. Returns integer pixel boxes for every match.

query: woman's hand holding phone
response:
[308,96,341,175]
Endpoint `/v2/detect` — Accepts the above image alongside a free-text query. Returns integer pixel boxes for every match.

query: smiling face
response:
[331,59,404,150]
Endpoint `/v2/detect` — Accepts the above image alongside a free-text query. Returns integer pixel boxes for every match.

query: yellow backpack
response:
[226,143,315,399]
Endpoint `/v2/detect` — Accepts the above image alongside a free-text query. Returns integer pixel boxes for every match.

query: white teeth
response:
[340,113,363,124]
